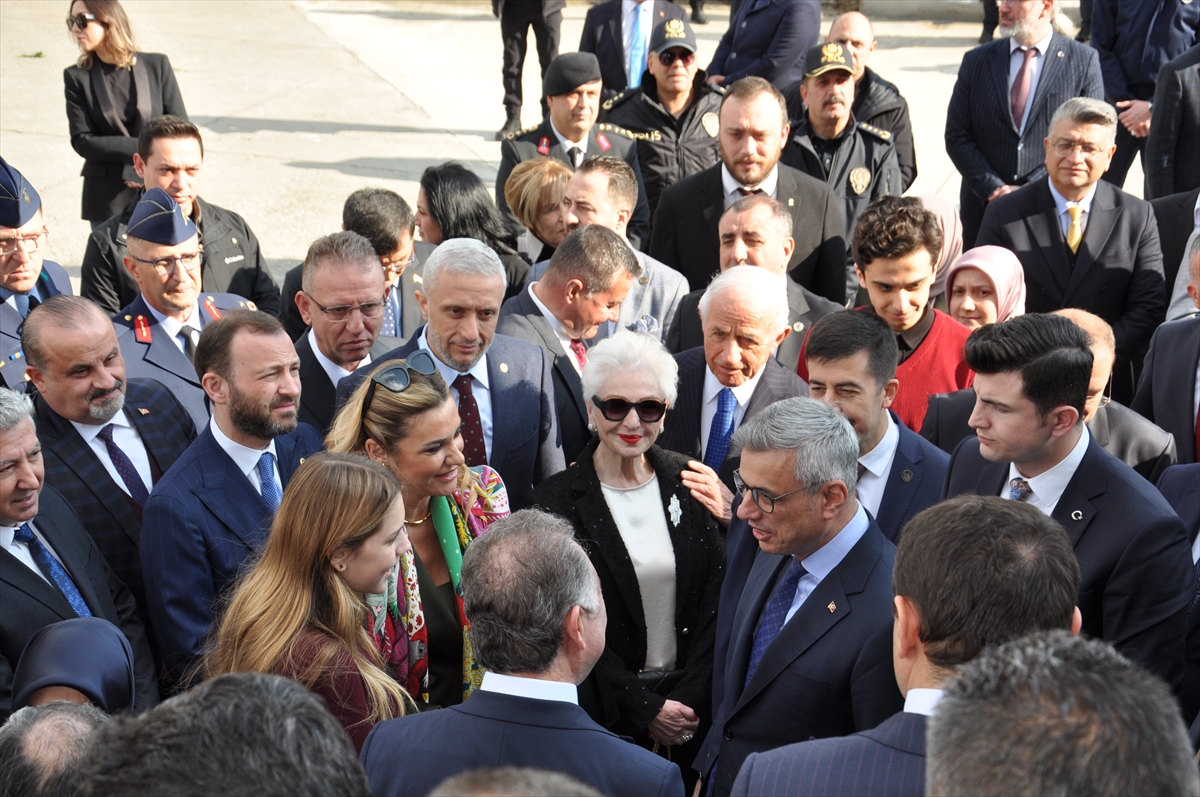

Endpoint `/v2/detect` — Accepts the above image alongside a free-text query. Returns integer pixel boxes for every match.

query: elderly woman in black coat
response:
[532,330,723,777]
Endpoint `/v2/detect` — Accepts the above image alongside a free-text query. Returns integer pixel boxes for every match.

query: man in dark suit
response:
[976,97,1165,405]
[1146,45,1200,200]
[942,314,1193,692]
[732,495,1082,797]
[110,188,255,429]
[665,196,841,371]
[140,311,322,683]
[0,388,158,719]
[1158,463,1200,727]
[695,397,903,797]
[341,239,565,512]
[805,311,948,543]
[650,77,847,298]
[944,0,1103,245]
[361,509,685,797]
[281,188,430,343]
[580,0,686,102]
[1151,185,1200,303]
[22,296,196,659]
[498,226,639,464]
[292,232,399,436]
[496,53,651,250]
[706,0,820,91]
[493,0,565,139]
[81,116,280,317]
[0,159,72,393]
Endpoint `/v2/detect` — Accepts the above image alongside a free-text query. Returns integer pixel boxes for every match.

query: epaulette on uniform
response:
[595,122,635,140]
[857,121,892,141]
[602,90,633,111]
[506,124,542,141]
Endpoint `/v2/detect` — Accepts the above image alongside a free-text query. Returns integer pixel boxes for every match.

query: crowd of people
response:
[2,0,1200,795]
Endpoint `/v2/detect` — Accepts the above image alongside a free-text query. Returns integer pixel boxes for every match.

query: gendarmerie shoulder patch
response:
[857,122,892,141]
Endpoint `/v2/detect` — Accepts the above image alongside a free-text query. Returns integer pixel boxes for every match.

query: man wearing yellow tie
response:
[976,96,1166,406]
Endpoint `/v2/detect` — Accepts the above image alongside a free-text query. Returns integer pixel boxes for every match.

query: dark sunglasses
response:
[657,48,696,67]
[360,349,438,426]
[66,12,100,30]
[590,395,668,423]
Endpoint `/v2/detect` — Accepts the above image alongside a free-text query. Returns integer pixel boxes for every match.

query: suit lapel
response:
[486,352,513,473]
[516,291,588,421]
[1023,181,1072,297]
[43,416,142,545]
[665,352,705,459]
[88,63,129,136]
[876,419,923,541]
[1063,183,1117,304]
[1026,35,1065,134]
[194,432,271,550]
[699,168,726,256]
[296,335,337,431]
[131,55,152,130]
[0,548,76,617]
[990,43,1018,132]
[1050,437,1104,548]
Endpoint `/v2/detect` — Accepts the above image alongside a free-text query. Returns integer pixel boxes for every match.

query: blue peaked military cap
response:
[0,157,42,229]
[126,187,198,245]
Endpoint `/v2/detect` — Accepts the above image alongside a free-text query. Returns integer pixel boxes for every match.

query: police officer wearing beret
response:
[113,188,255,429]
[496,52,653,251]
[782,42,900,293]
[0,159,73,392]
[600,14,724,217]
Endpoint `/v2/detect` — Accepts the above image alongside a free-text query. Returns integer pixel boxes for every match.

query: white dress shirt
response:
[856,412,900,520]
[307,328,369,388]
[418,328,494,460]
[69,410,152,498]
[144,299,201,355]
[1002,425,1091,516]
[622,0,654,82]
[528,282,585,375]
[0,519,66,585]
[721,164,780,209]
[903,687,944,716]
[700,365,764,460]
[1008,29,1053,135]
[210,418,282,499]
[550,121,588,166]
[1047,179,1099,238]
[478,671,579,705]
[785,503,871,624]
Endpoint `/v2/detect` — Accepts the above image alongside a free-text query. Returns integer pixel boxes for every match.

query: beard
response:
[719,145,782,189]
[87,379,125,422]
[999,16,1039,41]
[426,324,489,372]
[228,382,297,440]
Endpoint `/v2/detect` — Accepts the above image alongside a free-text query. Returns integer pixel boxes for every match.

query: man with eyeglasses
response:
[599,14,723,217]
[0,158,72,392]
[113,188,256,429]
[293,232,399,436]
[977,96,1165,406]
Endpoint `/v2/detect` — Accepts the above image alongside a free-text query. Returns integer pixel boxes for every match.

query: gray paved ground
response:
[0,0,1140,291]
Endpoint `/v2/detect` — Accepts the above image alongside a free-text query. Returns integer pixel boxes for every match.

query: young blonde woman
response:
[63,0,187,225]
[207,453,413,752]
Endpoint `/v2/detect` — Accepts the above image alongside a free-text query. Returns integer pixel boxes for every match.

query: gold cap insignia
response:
[21,189,30,203]
[664,19,685,39]
[701,112,719,138]
[821,43,844,64]
[849,167,871,195]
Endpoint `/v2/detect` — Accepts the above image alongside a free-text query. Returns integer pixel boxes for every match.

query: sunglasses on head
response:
[360,349,439,426]
[590,395,668,423]
[657,48,696,67]
[66,12,99,30]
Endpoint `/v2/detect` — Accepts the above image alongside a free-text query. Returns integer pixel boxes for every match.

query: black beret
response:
[543,52,602,97]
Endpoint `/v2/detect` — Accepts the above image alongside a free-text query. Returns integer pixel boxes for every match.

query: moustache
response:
[87,379,123,403]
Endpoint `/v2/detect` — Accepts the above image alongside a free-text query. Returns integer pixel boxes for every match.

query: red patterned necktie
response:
[1011,46,1037,130]
[452,374,488,467]
[569,338,588,369]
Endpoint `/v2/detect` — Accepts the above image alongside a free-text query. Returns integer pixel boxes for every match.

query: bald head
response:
[827,12,877,80]
[1053,308,1115,422]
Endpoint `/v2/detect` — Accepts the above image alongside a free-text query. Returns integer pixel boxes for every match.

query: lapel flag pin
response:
[138,408,150,415]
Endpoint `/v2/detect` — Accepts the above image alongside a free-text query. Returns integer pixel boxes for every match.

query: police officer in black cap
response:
[781,41,900,291]
[600,14,724,218]
[0,158,73,391]
[495,52,653,251]
[113,188,256,428]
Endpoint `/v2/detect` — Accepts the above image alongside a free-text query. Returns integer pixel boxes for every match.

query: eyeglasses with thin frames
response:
[733,469,820,514]
[304,293,386,323]
[128,249,204,277]
[66,12,99,30]
[0,228,48,258]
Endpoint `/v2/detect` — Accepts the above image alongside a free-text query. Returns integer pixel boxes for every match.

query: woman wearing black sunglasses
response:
[63,0,187,227]
[325,351,510,710]
[531,331,723,786]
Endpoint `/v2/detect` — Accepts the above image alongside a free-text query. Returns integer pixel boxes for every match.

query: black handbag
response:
[637,669,685,696]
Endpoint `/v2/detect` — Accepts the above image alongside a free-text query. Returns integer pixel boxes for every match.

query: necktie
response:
[745,558,807,688]
[569,338,589,370]
[1193,401,1200,471]
[14,523,92,618]
[736,187,766,197]
[382,291,400,338]
[1065,205,1083,254]
[566,146,583,169]
[179,325,199,364]
[12,292,38,319]
[629,4,646,89]
[1010,46,1037,130]
[1009,477,1033,502]
[453,374,488,467]
[704,388,736,471]
[257,452,282,512]
[97,424,149,507]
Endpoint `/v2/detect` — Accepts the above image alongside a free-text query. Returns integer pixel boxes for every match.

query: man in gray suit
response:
[945,0,1103,245]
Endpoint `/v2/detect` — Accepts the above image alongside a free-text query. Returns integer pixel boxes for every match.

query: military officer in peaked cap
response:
[600,14,725,217]
[113,188,255,428]
[781,41,901,294]
[495,51,653,251]
[0,158,73,391]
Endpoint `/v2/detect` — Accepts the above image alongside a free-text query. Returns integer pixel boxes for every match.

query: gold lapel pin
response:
[499,363,509,373]
[827,601,836,613]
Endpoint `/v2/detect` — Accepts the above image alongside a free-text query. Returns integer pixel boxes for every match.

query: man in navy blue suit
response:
[141,310,321,684]
[695,397,903,797]
[338,238,564,511]
[0,158,72,392]
[732,495,1082,796]
[942,314,1193,693]
[360,509,685,797]
[705,0,820,91]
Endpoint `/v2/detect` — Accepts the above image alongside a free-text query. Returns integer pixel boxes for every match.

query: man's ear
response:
[295,290,313,326]
[200,372,226,405]
[894,595,922,661]
[415,289,429,321]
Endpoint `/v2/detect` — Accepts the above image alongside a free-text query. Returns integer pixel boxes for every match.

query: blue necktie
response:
[744,558,806,688]
[257,452,282,512]
[629,5,646,89]
[382,289,400,338]
[98,424,149,506]
[704,388,736,471]
[12,292,38,319]
[1009,477,1033,502]
[14,523,92,618]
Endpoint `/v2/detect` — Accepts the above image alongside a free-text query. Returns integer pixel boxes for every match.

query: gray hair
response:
[724,194,794,239]
[461,509,600,675]
[731,396,859,494]
[927,630,1200,797]
[581,331,679,406]
[1187,228,1200,290]
[0,702,109,797]
[300,230,380,294]
[430,768,602,797]
[21,295,109,371]
[697,266,789,337]
[544,226,641,296]
[1048,97,1118,145]
[0,387,34,434]
[421,238,508,297]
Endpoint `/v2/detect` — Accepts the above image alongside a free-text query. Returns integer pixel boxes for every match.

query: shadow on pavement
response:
[288,157,495,180]
[311,8,495,22]
[195,117,492,139]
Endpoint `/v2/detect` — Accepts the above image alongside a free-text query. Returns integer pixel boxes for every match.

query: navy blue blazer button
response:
[724,728,734,740]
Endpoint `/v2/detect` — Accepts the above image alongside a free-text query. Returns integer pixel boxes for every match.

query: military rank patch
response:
[597,134,611,151]
[849,167,871,195]
[538,137,551,155]
[702,112,719,137]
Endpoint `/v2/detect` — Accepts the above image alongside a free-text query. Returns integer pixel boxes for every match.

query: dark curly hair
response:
[852,196,943,271]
